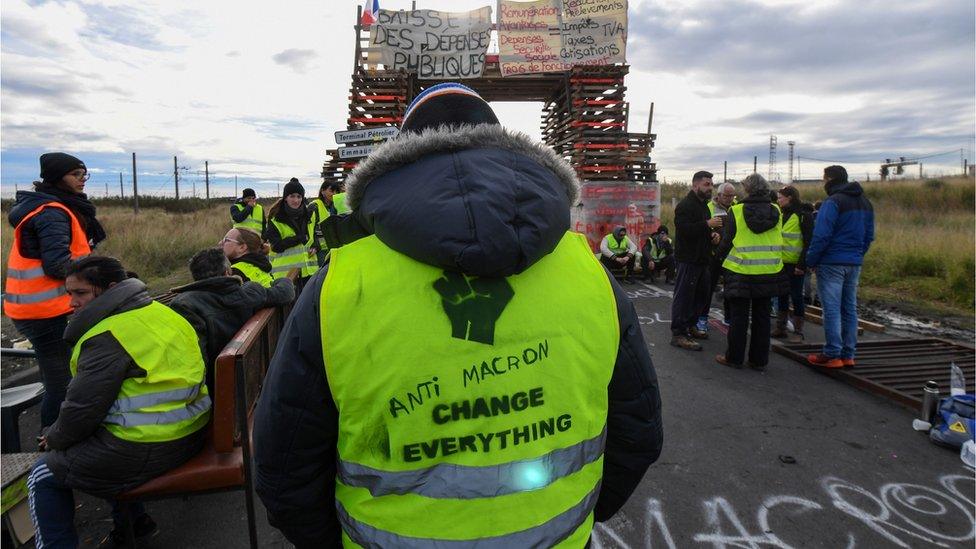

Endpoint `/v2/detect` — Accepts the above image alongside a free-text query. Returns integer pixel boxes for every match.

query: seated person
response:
[220,227,274,287]
[599,226,638,283]
[640,225,676,283]
[169,248,295,391]
[29,256,211,547]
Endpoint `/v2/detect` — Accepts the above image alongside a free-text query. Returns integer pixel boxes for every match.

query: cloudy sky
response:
[1,0,973,198]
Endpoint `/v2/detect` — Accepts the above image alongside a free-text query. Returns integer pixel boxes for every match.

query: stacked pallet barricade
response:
[321,69,411,185]
[541,66,656,185]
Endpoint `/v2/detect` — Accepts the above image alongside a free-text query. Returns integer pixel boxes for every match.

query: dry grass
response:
[2,204,232,294]
[656,177,975,315]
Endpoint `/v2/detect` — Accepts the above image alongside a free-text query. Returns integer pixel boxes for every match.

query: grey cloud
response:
[272,49,318,73]
[628,0,975,97]
[234,116,325,141]
[0,66,90,112]
[78,4,179,52]
[1,12,73,57]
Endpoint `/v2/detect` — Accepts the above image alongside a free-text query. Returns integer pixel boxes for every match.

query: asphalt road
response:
[6,282,974,548]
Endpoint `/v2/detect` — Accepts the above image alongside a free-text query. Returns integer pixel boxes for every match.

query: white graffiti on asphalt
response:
[591,473,975,549]
[638,313,671,325]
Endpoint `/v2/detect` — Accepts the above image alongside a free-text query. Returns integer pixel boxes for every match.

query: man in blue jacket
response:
[805,166,874,369]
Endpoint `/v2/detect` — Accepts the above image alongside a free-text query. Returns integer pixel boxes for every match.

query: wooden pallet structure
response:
[322,7,657,190]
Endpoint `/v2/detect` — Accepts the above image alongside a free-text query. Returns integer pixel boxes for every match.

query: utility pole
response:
[132,153,139,214]
[234,175,238,196]
[173,156,180,200]
[787,141,795,184]
[768,135,777,182]
[192,173,196,198]
[277,183,281,196]
[205,161,210,202]
[919,163,923,178]
[753,156,757,173]
[105,178,109,198]
[119,172,124,198]
[723,161,727,183]
[646,102,654,135]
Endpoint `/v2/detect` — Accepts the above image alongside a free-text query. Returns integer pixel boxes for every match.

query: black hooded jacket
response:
[716,193,789,298]
[252,124,664,547]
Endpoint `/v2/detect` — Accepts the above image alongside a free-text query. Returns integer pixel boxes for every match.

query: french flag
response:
[361,0,379,26]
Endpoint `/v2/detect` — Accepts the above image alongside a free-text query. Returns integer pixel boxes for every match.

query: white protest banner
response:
[369,7,493,79]
[498,0,627,76]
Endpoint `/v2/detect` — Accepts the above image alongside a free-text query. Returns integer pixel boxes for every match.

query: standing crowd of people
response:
[6,82,872,549]
[665,165,874,373]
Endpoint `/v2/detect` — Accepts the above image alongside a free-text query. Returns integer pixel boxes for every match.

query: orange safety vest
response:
[4,202,91,319]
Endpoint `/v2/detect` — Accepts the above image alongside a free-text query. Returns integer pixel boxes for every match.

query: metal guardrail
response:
[774,338,976,409]
[0,348,36,359]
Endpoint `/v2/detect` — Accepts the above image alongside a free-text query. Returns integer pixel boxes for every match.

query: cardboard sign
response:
[335,127,400,144]
[498,0,627,76]
[571,183,659,251]
[369,8,493,79]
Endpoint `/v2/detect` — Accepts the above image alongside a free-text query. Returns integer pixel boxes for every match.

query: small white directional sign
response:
[335,127,399,144]
[337,144,379,159]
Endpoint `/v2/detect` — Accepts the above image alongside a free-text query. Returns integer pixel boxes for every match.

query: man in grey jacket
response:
[169,248,295,391]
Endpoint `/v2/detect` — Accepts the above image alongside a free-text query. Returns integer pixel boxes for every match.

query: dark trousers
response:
[670,262,711,336]
[699,257,726,319]
[600,254,635,276]
[640,255,675,281]
[725,296,772,366]
[777,267,806,316]
[13,314,71,428]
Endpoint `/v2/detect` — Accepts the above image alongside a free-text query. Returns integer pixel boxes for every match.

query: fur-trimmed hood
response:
[346,124,582,278]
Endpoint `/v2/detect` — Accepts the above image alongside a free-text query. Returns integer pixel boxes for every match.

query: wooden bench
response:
[116,272,296,548]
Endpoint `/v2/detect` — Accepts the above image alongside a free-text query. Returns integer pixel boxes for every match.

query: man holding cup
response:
[670,171,724,351]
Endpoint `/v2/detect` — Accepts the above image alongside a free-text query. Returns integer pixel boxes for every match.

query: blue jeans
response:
[28,458,145,548]
[816,264,861,359]
[13,314,71,427]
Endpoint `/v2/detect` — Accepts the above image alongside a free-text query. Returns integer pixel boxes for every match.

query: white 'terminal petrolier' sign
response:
[335,127,400,144]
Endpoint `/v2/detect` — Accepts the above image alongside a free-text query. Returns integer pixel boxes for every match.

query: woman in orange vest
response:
[5,153,105,428]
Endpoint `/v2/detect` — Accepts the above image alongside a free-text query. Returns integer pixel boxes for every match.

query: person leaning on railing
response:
[27,256,211,547]
[169,247,295,391]
[221,227,275,287]
[5,152,105,429]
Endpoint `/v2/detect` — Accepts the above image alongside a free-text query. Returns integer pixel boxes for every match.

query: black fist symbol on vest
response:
[433,271,514,345]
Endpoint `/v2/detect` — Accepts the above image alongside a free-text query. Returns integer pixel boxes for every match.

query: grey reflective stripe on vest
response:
[4,286,67,304]
[781,232,802,239]
[339,427,606,499]
[337,481,600,548]
[725,254,782,266]
[102,394,211,427]
[781,246,803,253]
[108,383,204,414]
[732,245,782,253]
[7,266,47,280]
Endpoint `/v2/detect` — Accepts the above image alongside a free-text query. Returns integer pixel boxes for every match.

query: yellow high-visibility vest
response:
[233,203,263,232]
[322,231,619,548]
[70,301,210,443]
[722,203,784,275]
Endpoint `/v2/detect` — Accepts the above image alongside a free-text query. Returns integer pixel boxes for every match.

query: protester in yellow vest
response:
[264,179,319,281]
[220,227,274,287]
[599,226,638,283]
[715,174,789,372]
[28,256,210,547]
[309,182,341,266]
[230,188,265,234]
[772,185,814,342]
[254,82,663,547]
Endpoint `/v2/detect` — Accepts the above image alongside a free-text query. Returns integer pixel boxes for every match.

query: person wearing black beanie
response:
[264,178,319,282]
[4,152,106,431]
